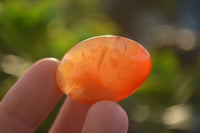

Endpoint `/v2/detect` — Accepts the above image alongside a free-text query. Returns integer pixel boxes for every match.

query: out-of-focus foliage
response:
[0,0,119,60]
[1,0,200,133]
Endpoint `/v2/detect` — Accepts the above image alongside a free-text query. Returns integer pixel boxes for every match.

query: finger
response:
[49,97,90,133]
[82,101,129,133]
[0,58,63,133]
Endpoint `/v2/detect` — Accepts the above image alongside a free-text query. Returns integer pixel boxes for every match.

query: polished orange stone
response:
[56,35,152,105]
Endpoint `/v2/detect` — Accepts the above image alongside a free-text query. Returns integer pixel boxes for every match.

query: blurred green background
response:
[0,0,200,133]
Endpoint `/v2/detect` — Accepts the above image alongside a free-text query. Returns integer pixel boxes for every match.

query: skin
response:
[0,58,129,133]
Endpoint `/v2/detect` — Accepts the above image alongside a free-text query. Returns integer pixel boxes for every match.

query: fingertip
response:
[49,97,90,133]
[34,58,59,69]
[0,57,63,132]
[38,57,59,63]
[82,101,129,133]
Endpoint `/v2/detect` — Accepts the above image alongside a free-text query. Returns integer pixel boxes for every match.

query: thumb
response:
[82,101,128,133]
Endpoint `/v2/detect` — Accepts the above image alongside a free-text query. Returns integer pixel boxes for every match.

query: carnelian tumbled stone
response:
[56,35,152,105]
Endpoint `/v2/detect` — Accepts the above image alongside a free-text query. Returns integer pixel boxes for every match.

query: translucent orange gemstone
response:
[56,35,152,105]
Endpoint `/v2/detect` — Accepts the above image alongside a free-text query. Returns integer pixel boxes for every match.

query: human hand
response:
[0,58,128,133]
